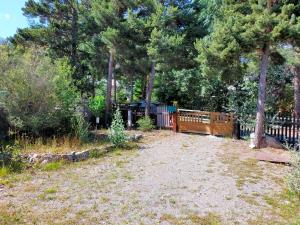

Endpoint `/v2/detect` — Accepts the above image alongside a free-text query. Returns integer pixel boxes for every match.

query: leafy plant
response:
[71,113,90,143]
[137,116,155,132]
[0,144,24,174]
[108,109,127,147]
[88,95,105,117]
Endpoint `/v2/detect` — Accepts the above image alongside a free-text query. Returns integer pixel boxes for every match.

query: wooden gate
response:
[157,105,176,128]
[177,109,234,137]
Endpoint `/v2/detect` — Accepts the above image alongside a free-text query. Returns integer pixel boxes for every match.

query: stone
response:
[264,135,284,149]
[249,133,284,149]
[130,134,143,142]
[28,153,39,163]
[75,150,89,161]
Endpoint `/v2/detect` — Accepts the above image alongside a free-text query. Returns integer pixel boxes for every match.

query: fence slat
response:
[239,113,299,147]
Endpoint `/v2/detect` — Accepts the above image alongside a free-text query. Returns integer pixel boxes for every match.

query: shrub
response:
[109,109,127,147]
[71,113,90,143]
[287,150,300,194]
[0,46,80,136]
[137,116,155,132]
[0,144,24,174]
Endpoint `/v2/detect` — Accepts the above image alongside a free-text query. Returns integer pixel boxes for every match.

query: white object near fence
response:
[157,105,172,128]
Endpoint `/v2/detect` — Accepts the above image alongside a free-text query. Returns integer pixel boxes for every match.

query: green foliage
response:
[88,95,105,117]
[0,144,24,174]
[108,109,127,147]
[42,161,64,171]
[71,113,90,143]
[89,149,102,159]
[156,69,228,111]
[137,116,155,132]
[0,46,80,136]
[287,150,300,195]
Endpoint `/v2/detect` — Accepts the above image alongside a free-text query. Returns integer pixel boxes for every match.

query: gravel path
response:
[0,131,288,224]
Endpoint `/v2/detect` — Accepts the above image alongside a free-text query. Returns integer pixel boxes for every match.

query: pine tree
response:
[197,0,300,148]
[108,108,127,147]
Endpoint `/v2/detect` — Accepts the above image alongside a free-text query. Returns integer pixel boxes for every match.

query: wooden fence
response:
[239,114,300,146]
[156,105,177,128]
[177,109,234,137]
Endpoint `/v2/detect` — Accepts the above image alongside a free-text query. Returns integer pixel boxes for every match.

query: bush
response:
[0,46,80,136]
[137,116,155,132]
[71,113,90,143]
[287,151,300,195]
[109,109,127,147]
[0,144,24,174]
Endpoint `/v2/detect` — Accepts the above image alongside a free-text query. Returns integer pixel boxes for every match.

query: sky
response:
[0,0,29,38]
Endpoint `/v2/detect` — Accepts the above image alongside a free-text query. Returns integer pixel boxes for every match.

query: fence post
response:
[172,112,178,132]
[233,114,240,139]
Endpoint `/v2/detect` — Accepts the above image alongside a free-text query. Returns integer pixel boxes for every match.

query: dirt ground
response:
[0,131,294,225]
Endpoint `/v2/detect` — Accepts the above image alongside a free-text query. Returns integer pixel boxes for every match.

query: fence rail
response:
[177,109,234,137]
[239,114,300,146]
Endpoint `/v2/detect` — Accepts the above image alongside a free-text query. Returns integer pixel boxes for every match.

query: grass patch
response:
[263,189,300,224]
[238,194,260,206]
[219,149,263,189]
[15,134,110,155]
[0,167,9,177]
[160,212,221,225]
[38,187,58,200]
[0,205,22,225]
[42,161,64,171]
[89,148,106,158]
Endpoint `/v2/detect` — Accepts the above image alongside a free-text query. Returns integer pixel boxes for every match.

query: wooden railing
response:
[176,109,234,137]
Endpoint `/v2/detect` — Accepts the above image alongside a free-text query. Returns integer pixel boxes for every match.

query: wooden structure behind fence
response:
[157,105,173,128]
[177,109,234,137]
[239,114,300,146]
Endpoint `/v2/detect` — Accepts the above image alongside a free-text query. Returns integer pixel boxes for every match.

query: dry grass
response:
[160,212,221,225]
[15,135,109,154]
[219,141,264,189]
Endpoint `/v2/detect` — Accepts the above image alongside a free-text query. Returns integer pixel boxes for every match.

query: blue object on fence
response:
[167,106,176,113]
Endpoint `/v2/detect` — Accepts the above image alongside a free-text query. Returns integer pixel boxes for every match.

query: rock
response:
[130,134,143,142]
[264,135,284,149]
[75,150,90,161]
[249,133,284,149]
[28,153,39,163]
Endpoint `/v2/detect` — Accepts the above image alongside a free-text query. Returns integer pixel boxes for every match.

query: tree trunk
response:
[253,44,270,148]
[104,50,114,127]
[113,72,117,105]
[291,65,300,118]
[145,61,155,117]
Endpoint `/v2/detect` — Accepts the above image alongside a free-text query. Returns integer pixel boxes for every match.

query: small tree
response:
[108,108,127,147]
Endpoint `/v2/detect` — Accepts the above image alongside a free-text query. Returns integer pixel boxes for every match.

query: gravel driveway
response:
[0,131,289,225]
